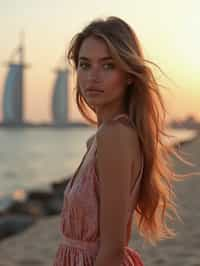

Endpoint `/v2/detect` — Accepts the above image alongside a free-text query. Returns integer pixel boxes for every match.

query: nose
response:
[87,67,101,82]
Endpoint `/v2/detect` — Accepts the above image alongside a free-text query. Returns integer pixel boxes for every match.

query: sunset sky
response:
[0,0,199,123]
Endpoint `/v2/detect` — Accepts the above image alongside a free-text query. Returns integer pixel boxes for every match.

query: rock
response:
[27,190,54,202]
[6,200,46,217]
[51,176,71,196]
[0,214,34,240]
[0,195,14,213]
[45,197,63,215]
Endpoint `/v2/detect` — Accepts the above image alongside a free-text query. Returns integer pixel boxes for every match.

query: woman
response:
[53,16,191,266]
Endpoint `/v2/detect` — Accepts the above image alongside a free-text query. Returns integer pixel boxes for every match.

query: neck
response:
[96,110,127,128]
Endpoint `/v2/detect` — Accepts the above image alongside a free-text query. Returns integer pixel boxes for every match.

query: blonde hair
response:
[67,16,196,245]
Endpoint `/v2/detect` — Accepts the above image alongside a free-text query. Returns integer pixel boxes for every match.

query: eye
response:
[103,63,115,70]
[79,62,90,69]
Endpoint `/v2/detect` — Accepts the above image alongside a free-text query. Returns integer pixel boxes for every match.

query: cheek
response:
[77,71,86,87]
[105,71,126,92]
[77,72,89,96]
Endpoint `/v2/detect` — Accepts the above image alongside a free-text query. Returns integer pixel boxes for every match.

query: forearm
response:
[94,247,124,266]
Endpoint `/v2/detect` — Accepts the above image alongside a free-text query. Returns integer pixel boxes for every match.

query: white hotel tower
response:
[2,34,29,124]
[51,59,69,125]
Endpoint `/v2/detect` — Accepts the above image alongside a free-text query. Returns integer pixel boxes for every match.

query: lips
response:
[86,88,104,92]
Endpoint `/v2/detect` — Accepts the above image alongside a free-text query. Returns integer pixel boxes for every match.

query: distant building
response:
[2,34,28,125]
[169,114,200,130]
[51,65,69,125]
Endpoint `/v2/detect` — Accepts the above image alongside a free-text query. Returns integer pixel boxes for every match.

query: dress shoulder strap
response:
[86,133,96,150]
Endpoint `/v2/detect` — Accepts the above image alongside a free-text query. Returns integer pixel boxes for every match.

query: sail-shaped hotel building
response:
[51,63,69,125]
[2,35,28,125]
[1,36,88,127]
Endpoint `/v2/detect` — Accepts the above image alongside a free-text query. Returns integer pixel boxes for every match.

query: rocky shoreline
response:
[0,177,71,241]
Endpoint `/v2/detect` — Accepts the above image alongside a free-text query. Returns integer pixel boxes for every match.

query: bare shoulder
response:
[96,119,140,160]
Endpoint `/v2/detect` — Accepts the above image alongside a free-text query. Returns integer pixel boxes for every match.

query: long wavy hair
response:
[66,16,196,245]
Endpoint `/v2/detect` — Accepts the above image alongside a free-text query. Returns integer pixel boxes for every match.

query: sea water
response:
[0,126,197,210]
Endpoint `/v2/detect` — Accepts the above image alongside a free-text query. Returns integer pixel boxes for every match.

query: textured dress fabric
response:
[53,113,144,266]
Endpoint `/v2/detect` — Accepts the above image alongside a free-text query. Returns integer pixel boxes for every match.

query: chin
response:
[86,97,111,109]
[87,99,101,106]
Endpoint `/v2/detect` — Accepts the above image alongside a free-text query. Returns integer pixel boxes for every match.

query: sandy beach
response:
[0,134,200,266]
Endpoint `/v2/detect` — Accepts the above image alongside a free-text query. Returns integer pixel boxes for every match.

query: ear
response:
[127,78,133,85]
[126,74,133,85]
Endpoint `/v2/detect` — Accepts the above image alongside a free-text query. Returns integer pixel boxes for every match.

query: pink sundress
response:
[53,113,144,266]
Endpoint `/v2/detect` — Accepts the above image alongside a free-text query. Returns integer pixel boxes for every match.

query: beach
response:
[0,133,200,266]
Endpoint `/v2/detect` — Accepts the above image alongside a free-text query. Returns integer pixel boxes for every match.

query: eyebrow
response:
[78,56,113,61]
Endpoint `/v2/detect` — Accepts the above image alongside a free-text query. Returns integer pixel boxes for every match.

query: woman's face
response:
[77,36,128,109]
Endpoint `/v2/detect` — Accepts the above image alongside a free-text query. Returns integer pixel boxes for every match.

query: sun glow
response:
[178,18,200,70]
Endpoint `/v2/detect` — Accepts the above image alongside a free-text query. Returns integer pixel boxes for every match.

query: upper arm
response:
[96,122,140,256]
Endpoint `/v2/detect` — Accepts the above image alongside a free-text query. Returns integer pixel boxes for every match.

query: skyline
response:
[0,0,200,123]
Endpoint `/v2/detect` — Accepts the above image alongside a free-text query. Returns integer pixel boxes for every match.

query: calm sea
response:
[0,126,197,210]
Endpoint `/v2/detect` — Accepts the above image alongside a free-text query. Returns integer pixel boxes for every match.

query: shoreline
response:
[0,131,200,265]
